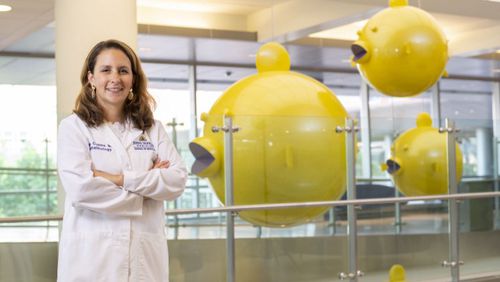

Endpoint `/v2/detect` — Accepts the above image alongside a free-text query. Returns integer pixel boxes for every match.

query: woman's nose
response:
[109,70,121,81]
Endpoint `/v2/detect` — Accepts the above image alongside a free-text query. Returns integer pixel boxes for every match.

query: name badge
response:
[133,140,155,151]
[89,141,112,152]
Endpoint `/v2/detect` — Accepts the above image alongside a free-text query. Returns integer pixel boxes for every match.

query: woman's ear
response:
[87,71,94,85]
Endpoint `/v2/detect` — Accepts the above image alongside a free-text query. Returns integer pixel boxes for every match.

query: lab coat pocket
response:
[138,233,169,281]
[58,233,128,282]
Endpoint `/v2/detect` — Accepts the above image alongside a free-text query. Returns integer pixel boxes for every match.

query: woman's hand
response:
[93,170,124,187]
[152,158,170,170]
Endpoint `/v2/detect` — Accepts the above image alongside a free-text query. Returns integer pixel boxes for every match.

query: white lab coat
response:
[57,114,187,282]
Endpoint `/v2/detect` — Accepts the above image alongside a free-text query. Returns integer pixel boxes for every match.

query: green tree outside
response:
[0,142,57,217]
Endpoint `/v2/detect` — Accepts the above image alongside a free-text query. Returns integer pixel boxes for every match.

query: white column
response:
[359,81,371,179]
[476,127,493,177]
[493,82,500,138]
[492,82,500,227]
[430,82,441,127]
[492,82,500,176]
[55,0,137,213]
[383,134,392,161]
[188,64,198,140]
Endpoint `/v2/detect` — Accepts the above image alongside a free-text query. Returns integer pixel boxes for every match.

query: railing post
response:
[440,118,462,281]
[166,118,184,239]
[394,188,402,234]
[222,115,239,282]
[337,119,363,281]
[44,138,50,238]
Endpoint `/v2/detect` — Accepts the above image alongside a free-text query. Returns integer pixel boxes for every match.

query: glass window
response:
[440,80,493,177]
[0,85,57,217]
[369,88,432,177]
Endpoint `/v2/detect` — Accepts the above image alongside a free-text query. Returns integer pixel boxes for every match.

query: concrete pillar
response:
[476,127,493,177]
[55,0,137,213]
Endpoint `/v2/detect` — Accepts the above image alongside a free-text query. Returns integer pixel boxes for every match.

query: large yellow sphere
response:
[351,0,448,97]
[190,42,349,227]
[383,113,463,196]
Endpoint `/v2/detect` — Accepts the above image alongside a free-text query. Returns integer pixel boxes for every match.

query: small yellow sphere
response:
[190,42,349,227]
[351,0,448,97]
[383,113,463,196]
[389,264,406,282]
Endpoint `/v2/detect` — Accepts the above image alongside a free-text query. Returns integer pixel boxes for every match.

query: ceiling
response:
[0,0,499,88]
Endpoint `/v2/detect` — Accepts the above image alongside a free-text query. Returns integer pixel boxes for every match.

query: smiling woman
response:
[57,39,187,282]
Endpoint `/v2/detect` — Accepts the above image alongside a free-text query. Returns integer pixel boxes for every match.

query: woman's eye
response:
[120,69,129,74]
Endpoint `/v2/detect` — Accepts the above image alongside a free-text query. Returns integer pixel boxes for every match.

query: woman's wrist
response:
[114,174,124,187]
[94,170,124,187]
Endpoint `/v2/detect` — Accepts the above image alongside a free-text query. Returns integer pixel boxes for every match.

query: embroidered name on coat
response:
[133,141,155,151]
[89,142,112,152]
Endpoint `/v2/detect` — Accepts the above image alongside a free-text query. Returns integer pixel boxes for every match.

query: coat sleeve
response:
[58,118,143,216]
[122,123,187,201]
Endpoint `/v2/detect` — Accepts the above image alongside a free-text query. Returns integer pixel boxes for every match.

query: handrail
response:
[167,191,500,215]
[0,167,57,172]
[1,191,500,224]
[0,214,62,223]
[356,176,497,183]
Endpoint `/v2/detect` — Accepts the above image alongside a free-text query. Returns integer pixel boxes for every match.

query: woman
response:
[57,39,187,281]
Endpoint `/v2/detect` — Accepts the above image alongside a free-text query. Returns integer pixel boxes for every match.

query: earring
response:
[128,88,134,100]
[91,85,96,99]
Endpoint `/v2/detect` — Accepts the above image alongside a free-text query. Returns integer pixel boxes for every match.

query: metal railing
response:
[2,118,500,282]
[1,191,499,223]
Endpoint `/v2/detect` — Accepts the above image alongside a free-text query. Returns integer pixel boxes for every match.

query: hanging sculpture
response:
[382,113,463,196]
[351,0,448,97]
[189,42,350,227]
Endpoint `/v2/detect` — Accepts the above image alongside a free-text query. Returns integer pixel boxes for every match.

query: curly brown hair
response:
[74,39,156,131]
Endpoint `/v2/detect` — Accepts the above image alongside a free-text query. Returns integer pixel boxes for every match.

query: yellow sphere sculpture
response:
[382,113,463,196]
[389,264,407,282]
[351,0,448,97]
[190,42,349,227]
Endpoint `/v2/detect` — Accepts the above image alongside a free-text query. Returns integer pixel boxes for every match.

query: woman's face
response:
[88,48,133,111]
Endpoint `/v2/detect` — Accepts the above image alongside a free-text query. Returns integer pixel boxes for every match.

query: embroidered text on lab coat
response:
[89,142,112,152]
[133,141,155,151]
